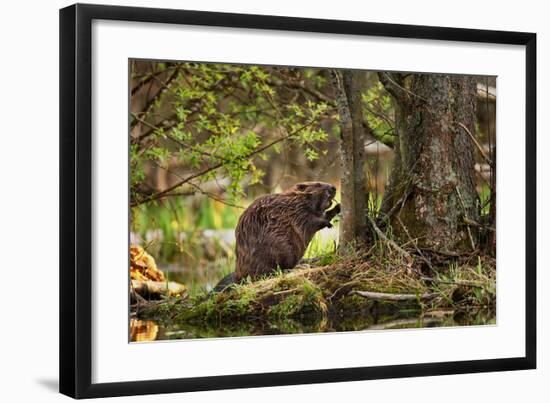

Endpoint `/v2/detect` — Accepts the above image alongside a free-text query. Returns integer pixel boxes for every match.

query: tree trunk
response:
[378,72,479,254]
[331,70,368,246]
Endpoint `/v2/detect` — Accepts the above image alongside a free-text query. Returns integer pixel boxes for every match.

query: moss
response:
[135,247,496,332]
[267,279,326,321]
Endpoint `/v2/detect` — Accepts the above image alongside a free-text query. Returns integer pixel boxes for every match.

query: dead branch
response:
[395,215,436,273]
[131,279,187,300]
[462,217,496,232]
[378,72,427,105]
[419,276,485,288]
[457,122,493,167]
[350,290,437,301]
[455,187,476,251]
[367,214,412,260]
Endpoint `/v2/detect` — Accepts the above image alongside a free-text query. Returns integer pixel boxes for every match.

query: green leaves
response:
[362,81,395,146]
[144,147,170,166]
[304,147,319,161]
[131,62,334,206]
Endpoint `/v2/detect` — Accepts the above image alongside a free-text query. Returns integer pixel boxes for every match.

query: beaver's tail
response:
[211,272,237,294]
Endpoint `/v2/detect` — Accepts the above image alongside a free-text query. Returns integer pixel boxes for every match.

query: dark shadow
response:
[36,378,58,393]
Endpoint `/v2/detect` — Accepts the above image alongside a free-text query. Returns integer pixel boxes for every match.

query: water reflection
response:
[130,309,495,342]
[130,319,159,342]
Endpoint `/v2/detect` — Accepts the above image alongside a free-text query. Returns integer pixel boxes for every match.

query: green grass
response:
[478,184,493,215]
[303,229,339,263]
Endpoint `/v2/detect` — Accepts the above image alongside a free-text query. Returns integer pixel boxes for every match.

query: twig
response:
[419,276,485,288]
[378,72,428,104]
[135,76,234,142]
[366,214,412,260]
[132,120,317,207]
[132,67,181,129]
[419,247,472,258]
[350,290,437,301]
[187,182,245,209]
[396,215,435,273]
[457,122,493,167]
[364,104,395,129]
[131,113,232,164]
[131,64,174,96]
[328,280,361,301]
[280,80,335,105]
[272,288,299,296]
[462,217,495,232]
[455,187,476,251]
[146,160,245,209]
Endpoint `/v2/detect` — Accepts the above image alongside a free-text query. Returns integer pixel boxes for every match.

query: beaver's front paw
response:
[332,203,341,215]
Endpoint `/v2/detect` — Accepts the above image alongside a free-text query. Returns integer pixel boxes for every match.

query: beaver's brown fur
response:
[234,182,340,282]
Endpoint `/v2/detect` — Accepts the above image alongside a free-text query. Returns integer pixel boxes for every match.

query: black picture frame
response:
[59,3,537,399]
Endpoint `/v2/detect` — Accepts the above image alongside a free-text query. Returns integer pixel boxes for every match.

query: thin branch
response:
[131,64,179,81]
[367,214,412,261]
[134,77,237,142]
[130,112,232,163]
[146,160,245,209]
[455,186,476,251]
[350,290,437,301]
[364,104,395,128]
[419,276,485,288]
[281,81,335,105]
[396,215,436,273]
[186,182,245,209]
[457,122,493,167]
[462,217,495,232]
[131,67,181,130]
[378,72,425,105]
[132,120,317,207]
[269,70,335,105]
[419,247,472,258]
[131,63,175,96]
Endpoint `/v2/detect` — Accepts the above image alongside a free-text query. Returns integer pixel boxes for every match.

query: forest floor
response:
[133,245,496,335]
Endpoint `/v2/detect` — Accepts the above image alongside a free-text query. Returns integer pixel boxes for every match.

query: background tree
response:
[331,70,368,246]
[378,72,480,254]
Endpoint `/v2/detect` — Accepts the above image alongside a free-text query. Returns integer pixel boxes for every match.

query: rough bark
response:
[379,73,480,254]
[331,70,368,246]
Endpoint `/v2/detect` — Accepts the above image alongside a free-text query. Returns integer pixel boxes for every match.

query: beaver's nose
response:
[330,186,336,195]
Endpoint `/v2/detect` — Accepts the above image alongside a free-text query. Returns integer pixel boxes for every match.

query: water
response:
[130,308,496,342]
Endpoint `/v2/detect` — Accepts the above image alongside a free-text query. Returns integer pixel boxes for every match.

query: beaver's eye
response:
[296,184,307,191]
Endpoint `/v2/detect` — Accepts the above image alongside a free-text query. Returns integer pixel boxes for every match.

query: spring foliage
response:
[130,62,335,206]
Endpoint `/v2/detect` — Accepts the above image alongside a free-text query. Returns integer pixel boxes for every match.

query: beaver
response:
[213,182,340,292]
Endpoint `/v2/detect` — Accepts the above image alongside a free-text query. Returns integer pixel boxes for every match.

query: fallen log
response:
[131,279,187,301]
[350,290,437,301]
